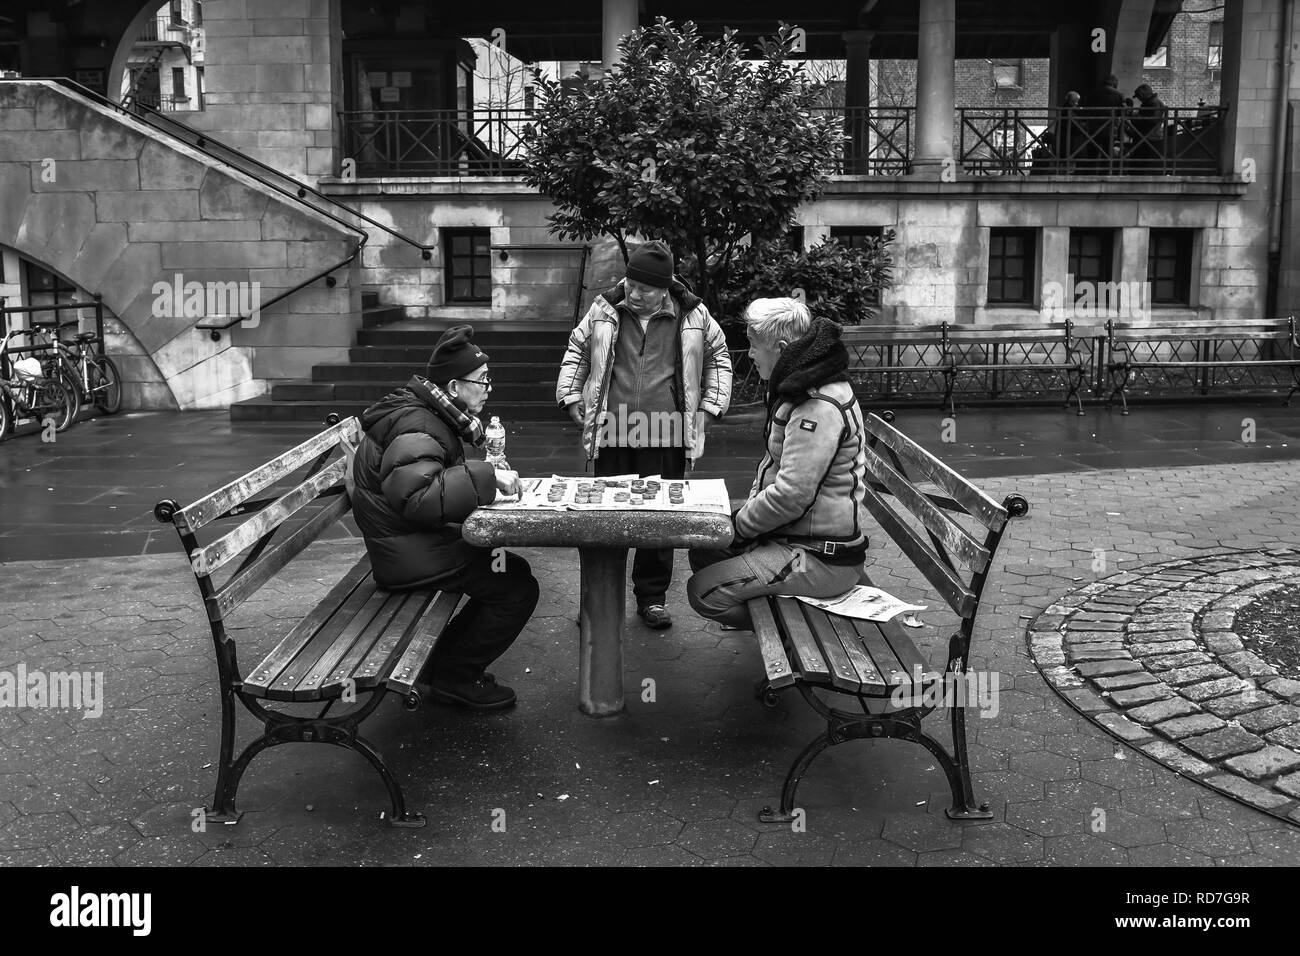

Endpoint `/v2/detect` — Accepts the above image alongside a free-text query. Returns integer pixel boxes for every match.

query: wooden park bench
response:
[155,413,461,828]
[746,410,1028,823]
[1105,316,1300,413]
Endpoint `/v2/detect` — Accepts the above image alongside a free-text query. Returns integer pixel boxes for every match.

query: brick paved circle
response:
[1028,548,1300,827]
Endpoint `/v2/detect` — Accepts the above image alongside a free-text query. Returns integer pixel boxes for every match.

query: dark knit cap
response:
[625,240,674,289]
[425,325,490,383]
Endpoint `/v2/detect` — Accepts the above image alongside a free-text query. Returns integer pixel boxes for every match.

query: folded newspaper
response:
[794,586,927,622]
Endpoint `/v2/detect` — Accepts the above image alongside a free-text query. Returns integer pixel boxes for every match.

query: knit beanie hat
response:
[626,240,674,289]
[425,325,490,384]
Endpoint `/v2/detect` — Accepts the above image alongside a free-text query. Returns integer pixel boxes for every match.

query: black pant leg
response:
[424,548,540,682]
[630,446,687,608]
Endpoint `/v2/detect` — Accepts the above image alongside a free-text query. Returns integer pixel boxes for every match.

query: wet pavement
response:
[2,400,1300,866]
[2,401,1299,562]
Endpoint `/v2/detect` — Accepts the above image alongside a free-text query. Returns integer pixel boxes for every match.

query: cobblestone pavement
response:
[1030,550,1300,824]
[3,457,1300,865]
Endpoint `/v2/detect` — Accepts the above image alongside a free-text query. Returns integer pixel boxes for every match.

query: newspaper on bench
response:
[794,586,927,622]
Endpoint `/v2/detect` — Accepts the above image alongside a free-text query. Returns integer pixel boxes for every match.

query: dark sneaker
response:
[638,604,673,629]
[427,673,517,710]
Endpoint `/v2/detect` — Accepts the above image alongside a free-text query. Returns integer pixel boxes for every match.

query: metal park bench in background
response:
[156,414,460,828]
[747,410,1029,822]
[1105,317,1300,413]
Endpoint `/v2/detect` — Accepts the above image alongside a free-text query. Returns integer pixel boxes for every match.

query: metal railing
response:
[339,109,534,177]
[135,16,188,44]
[813,106,913,175]
[958,106,1226,176]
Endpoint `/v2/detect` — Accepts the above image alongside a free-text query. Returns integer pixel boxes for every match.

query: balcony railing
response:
[339,109,533,177]
[136,16,188,44]
[336,105,1222,179]
[959,106,1225,176]
[130,92,197,112]
[814,106,913,175]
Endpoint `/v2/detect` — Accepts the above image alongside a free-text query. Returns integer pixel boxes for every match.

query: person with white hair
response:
[686,297,869,629]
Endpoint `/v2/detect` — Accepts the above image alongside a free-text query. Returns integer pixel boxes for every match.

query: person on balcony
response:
[1085,75,1126,173]
[1055,91,1088,173]
[1127,84,1168,172]
[351,325,538,710]
[686,298,868,630]
[556,239,733,630]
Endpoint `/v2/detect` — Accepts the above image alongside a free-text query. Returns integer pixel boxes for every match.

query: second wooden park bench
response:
[155,413,461,828]
[1105,316,1300,413]
[746,410,1028,823]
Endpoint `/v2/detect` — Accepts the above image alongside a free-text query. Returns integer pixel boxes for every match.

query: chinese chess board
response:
[488,474,730,514]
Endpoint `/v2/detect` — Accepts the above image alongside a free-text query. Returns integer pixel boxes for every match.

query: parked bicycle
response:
[0,328,75,441]
[30,319,122,419]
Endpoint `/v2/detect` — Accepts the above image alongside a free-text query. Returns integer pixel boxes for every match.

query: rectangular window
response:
[987,228,1036,306]
[786,225,805,252]
[170,0,185,26]
[992,61,1022,90]
[193,1,203,26]
[1143,45,1168,69]
[1207,22,1223,71]
[172,67,186,99]
[443,228,492,303]
[1147,229,1193,306]
[1068,229,1115,288]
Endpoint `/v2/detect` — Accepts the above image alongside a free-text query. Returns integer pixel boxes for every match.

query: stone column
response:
[842,30,874,174]
[602,0,639,70]
[911,0,955,179]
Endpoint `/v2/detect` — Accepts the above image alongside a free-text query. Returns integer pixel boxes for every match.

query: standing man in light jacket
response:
[686,298,868,630]
[556,239,732,629]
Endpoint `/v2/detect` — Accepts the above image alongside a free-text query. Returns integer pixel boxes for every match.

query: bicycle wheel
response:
[0,391,11,442]
[90,355,123,414]
[35,377,75,432]
[59,369,82,424]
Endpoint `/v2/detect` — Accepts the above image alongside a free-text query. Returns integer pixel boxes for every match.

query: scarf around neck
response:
[410,376,486,448]
[766,317,851,408]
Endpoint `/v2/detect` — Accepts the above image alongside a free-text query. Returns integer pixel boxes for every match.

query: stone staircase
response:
[230,292,572,423]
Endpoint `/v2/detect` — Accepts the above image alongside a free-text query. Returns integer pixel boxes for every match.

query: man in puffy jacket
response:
[686,298,868,629]
[351,325,538,710]
[556,239,732,629]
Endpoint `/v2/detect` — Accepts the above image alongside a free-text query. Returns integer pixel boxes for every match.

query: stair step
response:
[313,362,554,383]
[279,381,556,401]
[361,290,380,309]
[357,328,570,349]
[231,396,570,423]
[350,344,565,364]
[382,317,574,334]
[361,305,407,329]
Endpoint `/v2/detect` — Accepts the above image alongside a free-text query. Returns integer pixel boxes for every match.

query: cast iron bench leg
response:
[578,545,628,716]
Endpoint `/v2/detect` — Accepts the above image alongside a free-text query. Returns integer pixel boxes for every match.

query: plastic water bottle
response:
[485,416,508,470]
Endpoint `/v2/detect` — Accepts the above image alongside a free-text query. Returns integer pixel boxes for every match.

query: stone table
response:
[462,507,734,716]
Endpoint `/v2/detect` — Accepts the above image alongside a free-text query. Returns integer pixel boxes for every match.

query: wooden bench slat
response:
[209,493,352,622]
[286,589,402,700]
[348,588,442,689]
[383,590,463,694]
[176,417,360,534]
[236,555,373,689]
[850,617,914,687]
[244,573,382,697]
[772,597,831,683]
[865,413,1008,533]
[860,441,991,574]
[878,620,934,683]
[746,598,796,689]
[801,601,864,692]
[860,485,978,618]
[826,613,888,695]
[191,457,347,577]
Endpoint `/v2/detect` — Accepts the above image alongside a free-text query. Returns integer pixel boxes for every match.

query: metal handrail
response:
[20,77,435,259]
[491,243,591,324]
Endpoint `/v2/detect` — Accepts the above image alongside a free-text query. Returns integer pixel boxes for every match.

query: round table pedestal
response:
[578,546,628,716]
